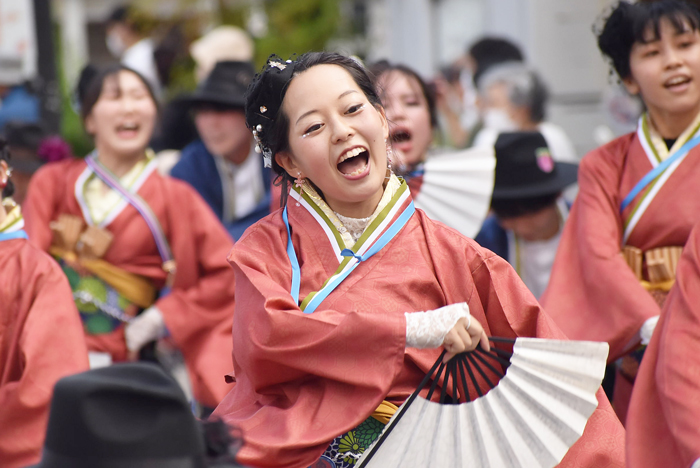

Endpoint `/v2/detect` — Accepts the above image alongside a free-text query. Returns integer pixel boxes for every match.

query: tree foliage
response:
[253,0,340,66]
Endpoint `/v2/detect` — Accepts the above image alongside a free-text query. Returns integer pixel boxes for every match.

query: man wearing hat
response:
[170,61,272,241]
[31,362,247,467]
[475,131,578,298]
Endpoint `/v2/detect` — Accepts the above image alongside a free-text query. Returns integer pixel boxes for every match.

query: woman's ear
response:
[275,151,303,178]
[622,76,640,96]
[376,105,389,141]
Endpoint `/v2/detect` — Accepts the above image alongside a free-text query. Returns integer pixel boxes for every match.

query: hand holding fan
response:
[357,337,609,468]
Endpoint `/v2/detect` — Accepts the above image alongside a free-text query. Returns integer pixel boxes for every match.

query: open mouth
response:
[116,122,140,138]
[664,75,691,90]
[391,129,412,143]
[337,146,370,176]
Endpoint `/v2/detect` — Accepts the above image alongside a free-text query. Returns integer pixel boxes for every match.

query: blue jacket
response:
[0,86,40,130]
[171,140,272,240]
[474,215,509,260]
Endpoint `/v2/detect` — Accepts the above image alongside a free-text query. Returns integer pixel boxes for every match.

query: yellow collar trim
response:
[0,203,22,233]
[644,110,700,162]
[300,173,402,249]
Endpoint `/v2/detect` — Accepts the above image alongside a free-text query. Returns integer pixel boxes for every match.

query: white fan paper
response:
[357,338,609,468]
[412,146,496,238]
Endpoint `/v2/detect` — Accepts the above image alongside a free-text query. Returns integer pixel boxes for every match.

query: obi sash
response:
[618,245,682,382]
[51,245,157,334]
[621,245,682,305]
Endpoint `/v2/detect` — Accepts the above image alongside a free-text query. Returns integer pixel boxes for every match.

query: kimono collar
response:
[639,110,700,165]
[284,174,415,312]
[0,201,24,233]
[298,174,402,249]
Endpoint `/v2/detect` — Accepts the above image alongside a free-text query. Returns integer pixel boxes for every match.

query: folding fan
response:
[357,337,609,468]
[411,147,495,238]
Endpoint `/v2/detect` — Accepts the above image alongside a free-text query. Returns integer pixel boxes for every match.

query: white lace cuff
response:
[405,302,470,349]
[125,306,167,352]
[640,315,660,346]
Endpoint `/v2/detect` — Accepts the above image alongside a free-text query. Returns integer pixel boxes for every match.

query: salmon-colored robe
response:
[541,132,700,362]
[213,188,624,468]
[626,223,700,468]
[24,158,236,408]
[0,237,89,467]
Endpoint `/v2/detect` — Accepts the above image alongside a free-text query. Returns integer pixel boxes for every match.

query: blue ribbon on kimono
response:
[283,201,416,314]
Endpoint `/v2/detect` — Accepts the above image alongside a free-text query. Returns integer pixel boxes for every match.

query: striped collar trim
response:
[75,153,158,228]
[638,112,700,167]
[0,204,24,233]
[288,175,410,263]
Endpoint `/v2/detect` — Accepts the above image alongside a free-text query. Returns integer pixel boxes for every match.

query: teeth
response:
[339,147,366,163]
[667,76,688,86]
[347,161,368,176]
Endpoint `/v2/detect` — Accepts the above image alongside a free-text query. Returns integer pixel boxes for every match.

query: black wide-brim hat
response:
[30,362,206,468]
[491,131,578,199]
[182,60,255,109]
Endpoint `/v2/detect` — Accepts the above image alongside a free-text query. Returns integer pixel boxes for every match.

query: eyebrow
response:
[295,89,360,125]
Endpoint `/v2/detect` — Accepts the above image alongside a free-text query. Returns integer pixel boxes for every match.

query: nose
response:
[330,116,354,144]
[122,95,135,113]
[663,44,683,70]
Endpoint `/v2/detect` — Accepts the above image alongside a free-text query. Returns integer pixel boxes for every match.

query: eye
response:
[303,123,322,137]
[680,40,694,49]
[643,49,659,58]
[346,103,365,114]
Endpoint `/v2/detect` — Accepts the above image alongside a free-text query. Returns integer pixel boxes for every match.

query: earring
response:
[0,166,9,189]
[385,140,394,179]
[294,172,304,206]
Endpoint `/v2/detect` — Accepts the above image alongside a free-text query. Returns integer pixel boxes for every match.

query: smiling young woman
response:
[211,52,624,468]
[542,0,700,427]
[371,61,436,173]
[276,63,389,218]
[81,69,158,176]
[22,64,237,410]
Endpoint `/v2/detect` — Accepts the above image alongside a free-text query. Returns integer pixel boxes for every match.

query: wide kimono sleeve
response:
[213,219,407,468]
[0,244,89,468]
[22,162,67,250]
[424,220,625,468]
[154,180,237,409]
[541,139,660,361]
[627,224,700,468]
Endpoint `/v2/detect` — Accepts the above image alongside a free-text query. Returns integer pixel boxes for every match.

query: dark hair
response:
[107,6,128,24]
[468,37,524,86]
[245,52,383,205]
[369,60,439,129]
[491,193,559,219]
[1,138,14,199]
[598,0,700,80]
[79,63,159,127]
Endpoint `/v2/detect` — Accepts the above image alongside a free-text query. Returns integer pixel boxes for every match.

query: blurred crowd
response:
[2,1,700,468]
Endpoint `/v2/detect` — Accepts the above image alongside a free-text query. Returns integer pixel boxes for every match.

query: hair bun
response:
[245,55,298,167]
